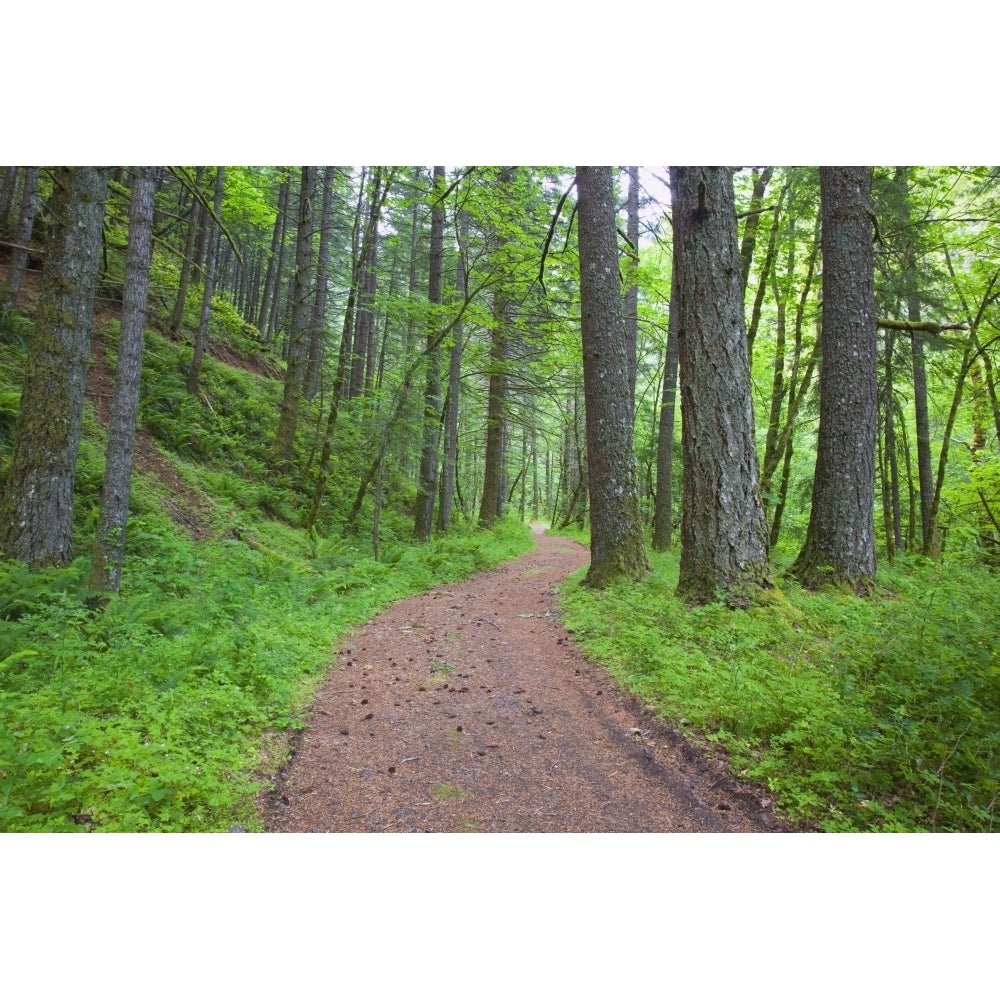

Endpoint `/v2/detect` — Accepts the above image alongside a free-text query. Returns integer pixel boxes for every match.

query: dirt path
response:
[262,525,788,833]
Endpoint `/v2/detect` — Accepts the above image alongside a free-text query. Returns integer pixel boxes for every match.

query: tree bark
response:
[272,166,315,474]
[305,166,335,401]
[670,166,770,605]
[0,167,111,567]
[414,166,446,541]
[624,166,639,410]
[1,166,39,310]
[651,262,679,551]
[790,166,877,592]
[478,168,515,530]
[169,166,204,337]
[257,170,290,343]
[187,166,225,394]
[576,165,650,588]
[438,205,469,531]
[89,166,160,593]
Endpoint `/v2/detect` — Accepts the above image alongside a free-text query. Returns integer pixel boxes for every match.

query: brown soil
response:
[86,327,214,542]
[262,524,792,833]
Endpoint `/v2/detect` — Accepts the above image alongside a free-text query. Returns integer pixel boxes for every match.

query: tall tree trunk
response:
[305,166,335,401]
[883,328,903,554]
[790,166,877,592]
[745,182,787,357]
[187,166,225,394]
[0,167,111,567]
[438,206,469,531]
[651,263,680,551]
[739,166,774,295]
[761,211,820,526]
[576,165,651,588]
[258,170,289,343]
[169,166,204,336]
[478,168,515,530]
[414,166,446,541]
[349,169,384,400]
[89,167,160,593]
[305,169,394,530]
[0,165,18,232]
[624,165,639,410]
[271,166,315,474]
[670,166,769,604]
[1,166,39,309]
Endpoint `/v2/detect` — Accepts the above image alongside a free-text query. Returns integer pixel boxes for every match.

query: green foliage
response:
[140,330,281,468]
[0,518,532,831]
[559,543,1000,831]
[0,305,33,351]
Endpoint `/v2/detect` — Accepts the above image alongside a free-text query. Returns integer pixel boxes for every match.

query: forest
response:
[1,164,998,833]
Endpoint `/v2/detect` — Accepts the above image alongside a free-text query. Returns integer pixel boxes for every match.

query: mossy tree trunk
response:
[478,168,515,530]
[187,166,225,395]
[576,165,651,588]
[1,166,39,310]
[90,167,160,593]
[0,166,111,567]
[790,166,877,593]
[272,166,314,474]
[670,166,770,605]
[305,166,335,401]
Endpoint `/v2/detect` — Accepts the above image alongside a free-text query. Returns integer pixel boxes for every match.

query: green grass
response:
[558,543,1000,832]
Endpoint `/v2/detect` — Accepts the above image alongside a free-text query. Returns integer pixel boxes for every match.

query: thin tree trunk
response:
[306,166,335,401]
[169,166,204,336]
[414,166,446,541]
[438,206,469,531]
[258,170,289,342]
[272,166,315,474]
[187,167,225,394]
[478,168,515,530]
[651,264,680,551]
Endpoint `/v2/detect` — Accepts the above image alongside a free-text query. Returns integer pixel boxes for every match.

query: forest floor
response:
[262,524,792,833]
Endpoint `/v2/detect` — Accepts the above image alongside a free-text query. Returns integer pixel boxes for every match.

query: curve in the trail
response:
[262,527,785,833]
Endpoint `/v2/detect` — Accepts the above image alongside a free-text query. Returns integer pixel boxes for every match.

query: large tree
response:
[89,166,160,593]
[669,166,770,604]
[575,165,650,588]
[0,166,111,567]
[790,166,877,592]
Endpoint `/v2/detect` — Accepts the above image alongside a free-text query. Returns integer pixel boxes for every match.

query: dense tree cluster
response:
[1,165,999,599]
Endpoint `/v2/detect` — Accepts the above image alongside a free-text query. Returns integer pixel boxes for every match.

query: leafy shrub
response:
[559,544,1000,832]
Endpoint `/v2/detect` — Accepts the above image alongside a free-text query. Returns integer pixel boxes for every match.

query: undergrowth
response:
[0,517,531,831]
[0,303,534,832]
[559,544,1000,832]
